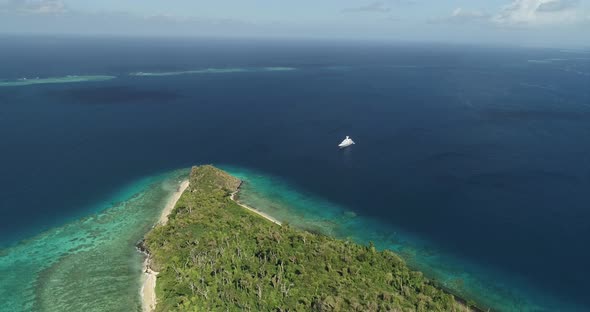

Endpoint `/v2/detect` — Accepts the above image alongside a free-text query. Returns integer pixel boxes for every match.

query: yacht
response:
[338,136,355,148]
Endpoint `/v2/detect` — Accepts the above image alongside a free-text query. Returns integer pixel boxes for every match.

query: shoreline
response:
[230,182,282,226]
[230,182,480,311]
[140,179,189,312]
[140,178,280,312]
[158,180,190,225]
[140,177,479,312]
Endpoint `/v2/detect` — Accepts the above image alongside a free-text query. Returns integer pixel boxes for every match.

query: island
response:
[141,165,470,311]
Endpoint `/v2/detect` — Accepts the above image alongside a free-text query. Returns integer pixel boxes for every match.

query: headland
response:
[141,165,471,311]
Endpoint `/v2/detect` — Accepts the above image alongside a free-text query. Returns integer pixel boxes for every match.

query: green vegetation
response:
[144,165,467,311]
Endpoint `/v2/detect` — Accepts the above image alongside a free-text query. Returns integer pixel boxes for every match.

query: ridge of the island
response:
[140,165,473,311]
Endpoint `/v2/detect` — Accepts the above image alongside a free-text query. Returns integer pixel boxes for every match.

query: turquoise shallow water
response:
[0,169,188,311]
[0,164,584,311]
[0,75,116,87]
[223,165,584,312]
[129,66,296,77]
[0,66,297,87]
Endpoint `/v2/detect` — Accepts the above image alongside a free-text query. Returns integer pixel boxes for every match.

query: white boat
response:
[338,136,355,148]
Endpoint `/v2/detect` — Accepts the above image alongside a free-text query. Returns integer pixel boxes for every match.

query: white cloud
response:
[432,1,587,27]
[429,8,490,24]
[144,13,188,24]
[0,0,67,15]
[536,0,579,12]
[451,8,489,20]
[492,0,583,26]
[142,13,255,28]
[342,2,391,13]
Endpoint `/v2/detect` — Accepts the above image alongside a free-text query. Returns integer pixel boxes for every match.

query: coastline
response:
[140,179,280,312]
[158,180,190,225]
[140,179,189,312]
[140,166,469,311]
[140,174,478,311]
[229,181,480,311]
[230,182,282,226]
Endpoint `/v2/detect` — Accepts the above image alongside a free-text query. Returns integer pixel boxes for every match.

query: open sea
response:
[1,36,589,311]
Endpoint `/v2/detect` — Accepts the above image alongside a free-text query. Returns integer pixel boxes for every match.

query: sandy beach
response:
[141,179,189,312]
[230,191,282,226]
[158,180,190,225]
[141,258,158,312]
[141,179,281,312]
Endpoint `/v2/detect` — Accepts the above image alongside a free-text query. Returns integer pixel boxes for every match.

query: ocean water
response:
[0,75,116,87]
[225,166,581,311]
[1,35,590,311]
[0,169,188,311]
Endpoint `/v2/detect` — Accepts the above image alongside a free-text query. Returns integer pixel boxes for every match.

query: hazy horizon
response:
[1,32,589,51]
[1,0,589,48]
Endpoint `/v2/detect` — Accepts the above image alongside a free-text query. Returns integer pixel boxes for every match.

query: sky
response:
[0,0,589,47]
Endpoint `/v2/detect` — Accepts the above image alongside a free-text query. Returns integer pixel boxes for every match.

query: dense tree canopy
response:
[145,165,468,311]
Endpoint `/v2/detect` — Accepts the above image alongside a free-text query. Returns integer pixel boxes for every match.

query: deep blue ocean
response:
[1,36,589,311]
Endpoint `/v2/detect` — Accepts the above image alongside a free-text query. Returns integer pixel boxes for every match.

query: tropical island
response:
[141,165,471,311]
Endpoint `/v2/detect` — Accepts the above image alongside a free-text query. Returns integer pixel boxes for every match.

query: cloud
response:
[0,0,67,14]
[536,0,579,12]
[142,13,255,28]
[143,13,198,24]
[0,7,271,38]
[492,0,584,26]
[342,2,391,13]
[450,8,489,22]
[430,1,587,27]
[452,8,488,18]
[429,8,490,24]
[389,0,417,5]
